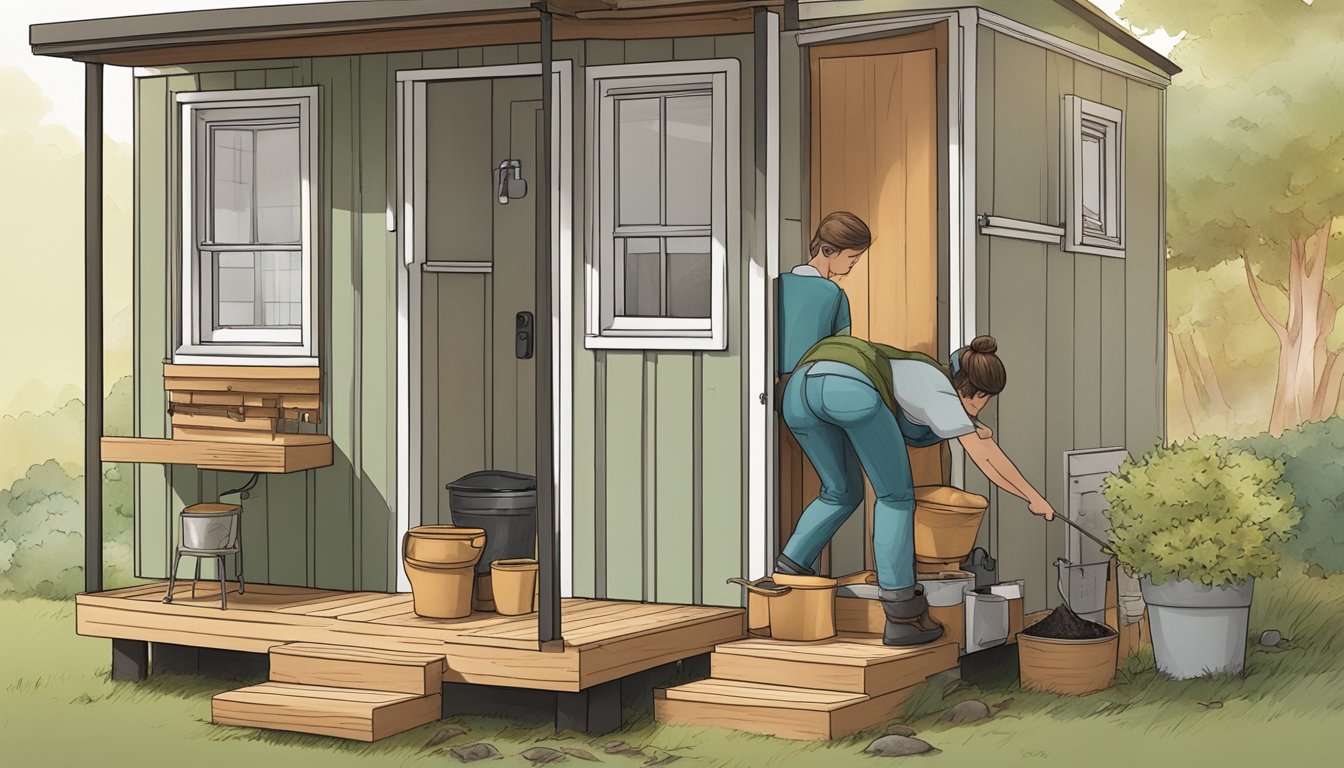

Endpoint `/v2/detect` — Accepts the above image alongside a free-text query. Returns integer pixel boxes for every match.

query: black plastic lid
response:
[447,470,537,492]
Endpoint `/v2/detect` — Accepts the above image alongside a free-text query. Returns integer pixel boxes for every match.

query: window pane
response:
[260,251,303,327]
[1081,130,1104,232]
[212,251,302,329]
[255,126,301,243]
[617,98,661,226]
[212,129,254,243]
[216,251,256,326]
[621,237,662,317]
[665,94,712,226]
[666,237,712,319]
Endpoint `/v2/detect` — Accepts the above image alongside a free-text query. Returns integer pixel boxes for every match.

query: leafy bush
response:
[1234,417,1344,575]
[0,460,135,598]
[1102,436,1300,586]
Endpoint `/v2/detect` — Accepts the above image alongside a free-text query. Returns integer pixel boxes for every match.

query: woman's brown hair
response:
[809,212,872,258]
[953,335,1007,398]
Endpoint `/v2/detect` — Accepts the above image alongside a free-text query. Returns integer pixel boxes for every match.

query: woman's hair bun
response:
[969,335,998,355]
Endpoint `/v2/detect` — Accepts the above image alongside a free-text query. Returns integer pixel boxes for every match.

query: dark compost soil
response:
[1021,604,1116,640]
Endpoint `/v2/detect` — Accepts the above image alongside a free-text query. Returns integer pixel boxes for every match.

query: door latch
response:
[516,311,535,360]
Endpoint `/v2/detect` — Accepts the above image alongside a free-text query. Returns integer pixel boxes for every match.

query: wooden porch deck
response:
[77,582,745,693]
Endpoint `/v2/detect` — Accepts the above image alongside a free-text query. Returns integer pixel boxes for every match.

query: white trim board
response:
[395,61,574,595]
[977,214,1065,245]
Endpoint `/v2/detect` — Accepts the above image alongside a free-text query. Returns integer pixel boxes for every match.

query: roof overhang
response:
[30,0,775,66]
[1054,0,1180,76]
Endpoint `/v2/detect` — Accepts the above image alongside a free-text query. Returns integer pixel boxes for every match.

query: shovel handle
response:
[726,577,791,597]
[1055,514,1112,552]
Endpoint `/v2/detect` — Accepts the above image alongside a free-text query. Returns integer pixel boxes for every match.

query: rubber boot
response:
[880,585,945,646]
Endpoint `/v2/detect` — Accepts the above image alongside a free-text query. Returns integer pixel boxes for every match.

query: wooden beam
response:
[84,61,103,594]
[536,3,561,647]
[100,436,333,473]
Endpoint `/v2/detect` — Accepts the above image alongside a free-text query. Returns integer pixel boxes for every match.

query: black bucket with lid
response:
[446,470,537,575]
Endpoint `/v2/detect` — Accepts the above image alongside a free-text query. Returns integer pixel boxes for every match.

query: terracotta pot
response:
[913,486,989,571]
[490,558,540,616]
[402,526,486,619]
[1018,632,1119,695]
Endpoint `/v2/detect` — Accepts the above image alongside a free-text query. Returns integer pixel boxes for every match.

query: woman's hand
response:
[1028,496,1055,521]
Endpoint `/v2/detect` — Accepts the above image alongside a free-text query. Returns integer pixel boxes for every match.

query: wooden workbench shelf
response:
[100,434,332,473]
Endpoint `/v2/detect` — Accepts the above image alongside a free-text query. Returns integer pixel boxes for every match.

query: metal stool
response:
[163,502,245,609]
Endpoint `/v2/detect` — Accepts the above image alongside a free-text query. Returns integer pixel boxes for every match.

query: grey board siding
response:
[973,29,1164,613]
[131,38,756,602]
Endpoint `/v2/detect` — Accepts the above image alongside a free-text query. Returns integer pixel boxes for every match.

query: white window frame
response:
[176,87,320,364]
[1063,94,1125,257]
[585,60,738,351]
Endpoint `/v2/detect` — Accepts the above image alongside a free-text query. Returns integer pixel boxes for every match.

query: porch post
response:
[85,61,104,595]
[535,4,562,644]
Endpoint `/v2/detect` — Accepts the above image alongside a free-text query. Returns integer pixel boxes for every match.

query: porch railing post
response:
[535,4,561,644]
[85,61,104,594]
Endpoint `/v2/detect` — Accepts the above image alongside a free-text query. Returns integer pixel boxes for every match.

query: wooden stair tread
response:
[270,643,445,695]
[212,682,440,741]
[714,635,956,666]
[658,679,867,711]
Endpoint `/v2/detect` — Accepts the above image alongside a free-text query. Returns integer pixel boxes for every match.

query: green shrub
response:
[1234,417,1344,575]
[1102,436,1301,586]
[0,460,135,598]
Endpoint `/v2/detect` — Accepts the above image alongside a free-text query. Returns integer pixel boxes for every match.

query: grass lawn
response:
[3,567,1341,767]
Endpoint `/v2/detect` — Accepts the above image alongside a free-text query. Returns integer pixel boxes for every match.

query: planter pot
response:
[490,558,539,616]
[1018,632,1119,695]
[1141,577,1254,679]
[735,574,837,642]
[916,570,976,607]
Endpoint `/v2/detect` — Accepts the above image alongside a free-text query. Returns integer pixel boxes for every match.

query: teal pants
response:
[780,365,923,591]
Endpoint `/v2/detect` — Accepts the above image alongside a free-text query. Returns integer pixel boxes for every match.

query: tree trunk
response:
[1245,218,1342,436]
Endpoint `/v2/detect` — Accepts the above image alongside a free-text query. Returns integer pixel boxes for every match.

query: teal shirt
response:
[778,266,851,374]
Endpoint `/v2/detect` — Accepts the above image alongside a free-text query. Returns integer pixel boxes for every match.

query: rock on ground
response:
[865,735,935,757]
[1259,629,1282,647]
[937,699,992,725]
[451,743,501,763]
[521,746,568,764]
[884,724,918,737]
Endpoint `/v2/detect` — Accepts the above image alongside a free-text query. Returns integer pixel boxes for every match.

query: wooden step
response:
[711,635,958,695]
[269,642,445,695]
[654,678,920,740]
[212,682,441,741]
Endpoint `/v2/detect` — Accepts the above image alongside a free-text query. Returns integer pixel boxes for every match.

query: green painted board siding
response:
[974,28,1165,613]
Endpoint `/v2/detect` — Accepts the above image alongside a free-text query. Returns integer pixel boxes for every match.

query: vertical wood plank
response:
[482,45,520,66]
[969,29,996,555]
[421,272,441,525]
[654,354,696,604]
[197,72,234,91]
[625,38,673,64]
[1099,70,1128,449]
[1124,81,1163,457]
[421,49,459,69]
[604,353,645,601]
[436,275,489,510]
[235,70,267,89]
[643,354,658,600]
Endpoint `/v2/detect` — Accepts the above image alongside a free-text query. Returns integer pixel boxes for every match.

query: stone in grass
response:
[450,743,501,763]
[937,699,992,725]
[1259,629,1282,647]
[604,741,643,756]
[521,747,568,764]
[644,756,680,766]
[865,735,935,757]
[559,747,600,761]
[884,724,918,737]
[425,725,471,748]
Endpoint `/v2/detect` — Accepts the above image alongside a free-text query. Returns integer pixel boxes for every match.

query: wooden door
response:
[780,26,946,573]
[422,76,541,523]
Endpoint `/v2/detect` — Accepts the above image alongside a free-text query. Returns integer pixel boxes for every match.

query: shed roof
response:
[29,0,1177,76]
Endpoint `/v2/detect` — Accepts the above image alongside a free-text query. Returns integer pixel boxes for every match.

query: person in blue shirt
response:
[777,211,871,374]
[770,334,1058,646]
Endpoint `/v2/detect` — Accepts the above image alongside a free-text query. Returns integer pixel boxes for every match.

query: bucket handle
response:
[726,577,791,597]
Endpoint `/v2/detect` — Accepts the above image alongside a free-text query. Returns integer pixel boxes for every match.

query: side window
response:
[586,62,738,350]
[176,87,319,362]
[1063,94,1124,256]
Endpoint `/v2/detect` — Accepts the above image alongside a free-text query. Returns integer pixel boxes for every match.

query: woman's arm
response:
[957,433,1055,520]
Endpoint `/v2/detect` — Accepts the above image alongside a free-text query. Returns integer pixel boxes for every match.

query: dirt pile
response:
[1021,604,1116,640]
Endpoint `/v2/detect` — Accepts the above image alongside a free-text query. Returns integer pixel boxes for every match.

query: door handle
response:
[516,311,534,360]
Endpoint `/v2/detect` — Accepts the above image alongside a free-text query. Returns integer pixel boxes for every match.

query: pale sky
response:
[3,0,328,142]
[4,1,1183,144]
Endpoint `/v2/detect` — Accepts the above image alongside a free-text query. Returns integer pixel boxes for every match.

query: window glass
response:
[213,251,302,329]
[617,98,661,226]
[664,94,713,226]
[216,251,256,327]
[211,128,254,243]
[1081,126,1105,233]
[255,127,302,243]
[666,237,712,319]
[621,237,662,317]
